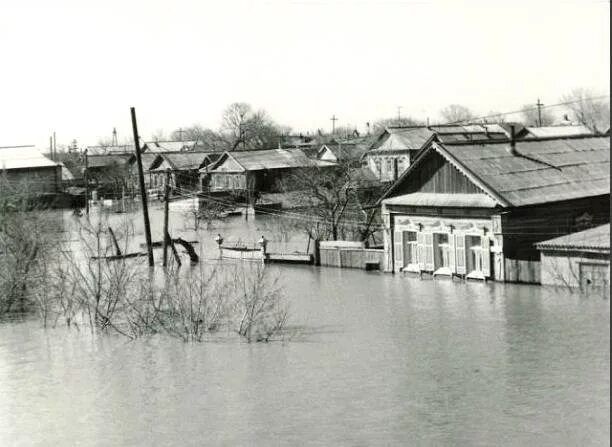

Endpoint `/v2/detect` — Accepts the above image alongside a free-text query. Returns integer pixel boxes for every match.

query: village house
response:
[536,223,609,291]
[85,153,133,197]
[379,134,610,283]
[317,141,369,167]
[0,145,61,194]
[202,148,335,194]
[364,124,509,182]
[147,151,222,193]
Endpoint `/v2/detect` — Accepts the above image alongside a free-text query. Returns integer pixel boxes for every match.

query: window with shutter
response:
[424,233,434,271]
[449,233,456,273]
[456,234,466,275]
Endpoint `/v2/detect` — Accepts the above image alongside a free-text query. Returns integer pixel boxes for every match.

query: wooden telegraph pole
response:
[162,168,171,267]
[131,107,154,267]
[84,149,89,215]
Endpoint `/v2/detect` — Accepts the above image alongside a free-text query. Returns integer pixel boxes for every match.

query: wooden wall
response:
[320,247,385,270]
[396,151,482,195]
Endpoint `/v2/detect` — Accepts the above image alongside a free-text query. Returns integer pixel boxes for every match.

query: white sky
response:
[1,0,609,149]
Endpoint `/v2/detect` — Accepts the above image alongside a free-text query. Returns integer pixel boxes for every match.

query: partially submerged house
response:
[364,124,508,182]
[85,154,133,197]
[379,135,610,283]
[203,148,335,193]
[536,224,609,291]
[0,145,61,194]
[148,151,222,192]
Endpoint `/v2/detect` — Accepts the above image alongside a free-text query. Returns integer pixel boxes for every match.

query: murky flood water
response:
[0,203,609,446]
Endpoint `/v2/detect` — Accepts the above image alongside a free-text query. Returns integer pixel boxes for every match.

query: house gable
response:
[392,149,484,196]
[212,154,245,173]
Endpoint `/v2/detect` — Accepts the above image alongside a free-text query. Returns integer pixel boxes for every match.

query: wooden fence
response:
[319,241,385,270]
[504,259,541,284]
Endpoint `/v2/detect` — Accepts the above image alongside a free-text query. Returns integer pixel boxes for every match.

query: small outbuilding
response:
[536,224,610,291]
[0,145,61,194]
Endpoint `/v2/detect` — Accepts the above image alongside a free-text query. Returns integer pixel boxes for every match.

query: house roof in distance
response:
[535,224,610,252]
[381,135,610,208]
[0,145,59,170]
[207,149,335,172]
[520,125,594,139]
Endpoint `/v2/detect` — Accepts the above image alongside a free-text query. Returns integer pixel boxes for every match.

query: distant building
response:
[317,142,369,167]
[379,135,610,283]
[85,154,133,196]
[536,224,609,291]
[517,124,594,139]
[147,152,222,192]
[0,145,61,194]
[364,124,508,182]
[203,148,335,193]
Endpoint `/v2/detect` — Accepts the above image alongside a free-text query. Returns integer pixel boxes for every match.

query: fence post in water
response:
[258,235,267,263]
[162,169,171,267]
[215,234,224,259]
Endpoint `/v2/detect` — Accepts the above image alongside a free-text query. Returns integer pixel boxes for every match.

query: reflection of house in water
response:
[380,135,610,283]
[536,224,610,291]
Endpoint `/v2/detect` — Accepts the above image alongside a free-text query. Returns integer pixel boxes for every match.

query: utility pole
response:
[52,132,57,161]
[536,98,544,127]
[397,106,402,123]
[330,115,338,134]
[84,149,89,215]
[131,107,154,267]
[112,127,118,146]
[162,168,171,267]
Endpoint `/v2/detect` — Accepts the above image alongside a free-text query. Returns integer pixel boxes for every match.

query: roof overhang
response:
[382,192,499,208]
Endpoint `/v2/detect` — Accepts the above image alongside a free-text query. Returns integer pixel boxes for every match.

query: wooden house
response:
[148,152,221,192]
[85,153,133,197]
[0,145,61,194]
[536,224,609,291]
[317,142,369,167]
[379,135,610,283]
[203,148,335,193]
[364,124,508,183]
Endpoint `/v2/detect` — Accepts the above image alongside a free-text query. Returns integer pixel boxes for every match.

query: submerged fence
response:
[319,241,385,270]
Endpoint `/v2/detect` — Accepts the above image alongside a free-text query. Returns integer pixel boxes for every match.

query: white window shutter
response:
[449,233,456,274]
[481,236,491,277]
[417,232,425,270]
[456,235,466,275]
[393,230,403,272]
[425,233,434,271]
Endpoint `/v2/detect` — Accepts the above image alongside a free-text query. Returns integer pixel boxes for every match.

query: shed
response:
[0,145,61,194]
[536,224,609,291]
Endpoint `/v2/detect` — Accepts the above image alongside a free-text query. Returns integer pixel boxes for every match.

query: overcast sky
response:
[1,0,609,149]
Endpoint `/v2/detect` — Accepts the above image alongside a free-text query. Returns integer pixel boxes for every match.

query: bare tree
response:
[561,88,610,132]
[221,102,285,150]
[440,104,475,123]
[373,116,424,130]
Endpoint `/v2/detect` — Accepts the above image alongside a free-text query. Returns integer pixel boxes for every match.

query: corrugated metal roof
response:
[441,136,610,207]
[0,146,59,170]
[535,224,610,252]
[143,140,199,153]
[86,145,134,155]
[524,125,594,138]
[86,154,132,168]
[211,149,334,172]
[383,193,498,208]
[370,127,435,152]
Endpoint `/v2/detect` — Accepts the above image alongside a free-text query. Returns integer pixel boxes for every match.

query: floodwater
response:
[0,202,609,446]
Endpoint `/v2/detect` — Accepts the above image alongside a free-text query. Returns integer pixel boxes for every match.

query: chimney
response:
[509,125,518,156]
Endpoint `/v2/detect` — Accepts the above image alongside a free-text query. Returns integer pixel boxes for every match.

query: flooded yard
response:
[0,203,609,446]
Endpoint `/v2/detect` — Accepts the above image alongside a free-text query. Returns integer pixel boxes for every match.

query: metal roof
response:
[535,224,610,252]
[86,154,132,169]
[523,125,594,139]
[142,140,200,153]
[209,149,335,172]
[440,136,610,207]
[384,193,498,208]
[86,144,134,155]
[0,146,59,170]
